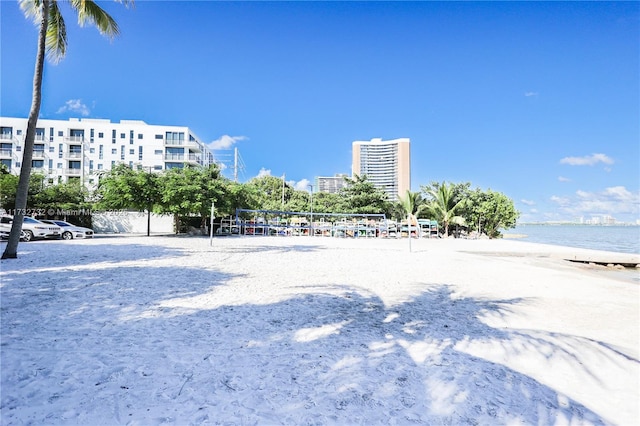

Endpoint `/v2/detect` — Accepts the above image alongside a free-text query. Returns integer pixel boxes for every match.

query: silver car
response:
[41,220,94,240]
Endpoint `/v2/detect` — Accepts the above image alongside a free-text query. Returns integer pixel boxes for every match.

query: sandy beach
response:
[1,235,638,425]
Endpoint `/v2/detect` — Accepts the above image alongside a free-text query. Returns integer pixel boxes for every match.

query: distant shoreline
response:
[516,223,639,227]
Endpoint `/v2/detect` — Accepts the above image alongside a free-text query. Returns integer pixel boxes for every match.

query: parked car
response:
[0,227,27,241]
[41,220,94,240]
[0,216,62,241]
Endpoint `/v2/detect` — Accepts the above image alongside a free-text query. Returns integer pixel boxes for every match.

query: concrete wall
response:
[92,211,174,234]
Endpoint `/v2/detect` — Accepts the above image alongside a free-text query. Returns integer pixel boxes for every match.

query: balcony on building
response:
[33,144,46,159]
[66,129,85,144]
[66,145,83,159]
[0,143,12,158]
[185,153,201,165]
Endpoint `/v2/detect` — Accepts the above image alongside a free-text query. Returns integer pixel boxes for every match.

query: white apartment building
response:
[0,117,214,186]
[352,137,410,201]
[316,174,349,194]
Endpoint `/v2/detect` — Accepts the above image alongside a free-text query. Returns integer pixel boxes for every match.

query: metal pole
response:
[309,185,314,237]
[282,173,285,209]
[209,201,215,246]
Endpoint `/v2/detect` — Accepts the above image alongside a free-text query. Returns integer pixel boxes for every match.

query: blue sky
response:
[2,1,639,223]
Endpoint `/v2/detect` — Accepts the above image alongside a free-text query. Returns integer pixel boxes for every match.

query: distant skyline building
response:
[316,174,349,194]
[352,137,410,201]
[0,117,214,187]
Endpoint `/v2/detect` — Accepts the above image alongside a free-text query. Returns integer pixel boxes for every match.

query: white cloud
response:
[524,91,538,97]
[560,153,614,166]
[550,195,571,207]
[520,199,535,206]
[295,179,312,191]
[209,135,248,150]
[551,186,639,218]
[558,176,571,182]
[56,99,90,116]
[256,168,271,178]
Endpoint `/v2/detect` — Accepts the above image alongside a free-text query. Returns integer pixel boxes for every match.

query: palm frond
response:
[18,0,42,23]
[70,0,120,38]
[45,1,67,62]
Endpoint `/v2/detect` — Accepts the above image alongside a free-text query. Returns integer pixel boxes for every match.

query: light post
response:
[137,164,154,237]
[308,184,314,237]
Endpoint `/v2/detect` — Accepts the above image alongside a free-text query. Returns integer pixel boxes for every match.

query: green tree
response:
[95,164,161,235]
[312,191,342,215]
[466,189,519,238]
[35,178,92,225]
[158,165,225,233]
[421,181,466,237]
[3,0,132,259]
[339,174,391,215]
[245,175,292,211]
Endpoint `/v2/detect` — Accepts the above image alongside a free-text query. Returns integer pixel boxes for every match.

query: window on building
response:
[32,160,44,168]
[138,133,143,139]
[154,149,163,155]
[57,163,62,169]
[16,130,22,136]
[50,128,54,140]
[155,134,163,140]
[16,162,21,168]
[89,160,94,170]
[48,159,53,169]
[98,132,104,138]
[16,146,22,152]
[35,128,45,141]
[130,130,134,144]
[153,165,163,170]
[97,164,103,170]
[120,145,125,160]
[90,129,94,143]
[99,145,104,159]
[129,149,135,155]
[49,146,55,153]
[90,148,95,154]
[1,127,13,139]
[111,148,117,155]
[129,161,133,168]
[120,133,125,139]
[1,159,12,169]
[138,146,143,161]
[58,131,63,137]
[112,130,116,144]
[58,144,63,158]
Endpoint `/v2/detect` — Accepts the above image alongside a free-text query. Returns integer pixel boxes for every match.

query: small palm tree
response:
[424,182,465,238]
[399,190,425,252]
[3,0,132,259]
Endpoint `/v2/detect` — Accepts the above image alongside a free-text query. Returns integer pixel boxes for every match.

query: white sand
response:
[1,235,638,425]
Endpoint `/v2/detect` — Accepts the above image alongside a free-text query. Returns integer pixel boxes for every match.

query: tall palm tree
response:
[424,182,465,238]
[2,0,131,259]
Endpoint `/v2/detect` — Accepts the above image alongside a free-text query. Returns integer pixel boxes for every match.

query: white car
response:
[41,220,94,240]
[0,216,62,241]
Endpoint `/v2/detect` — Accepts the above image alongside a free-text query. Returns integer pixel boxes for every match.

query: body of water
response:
[505,224,640,255]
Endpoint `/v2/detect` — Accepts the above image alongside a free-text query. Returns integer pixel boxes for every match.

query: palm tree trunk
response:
[2,1,49,259]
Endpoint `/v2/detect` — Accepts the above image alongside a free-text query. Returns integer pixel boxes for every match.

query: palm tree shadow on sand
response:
[169,284,625,424]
